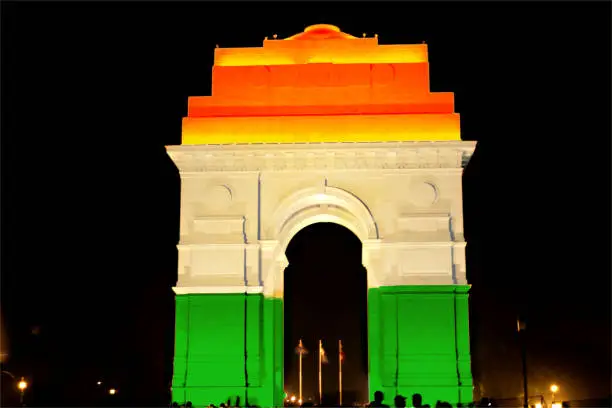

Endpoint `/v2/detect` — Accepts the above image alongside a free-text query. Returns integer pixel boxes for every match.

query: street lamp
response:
[17,377,28,406]
[109,388,117,395]
[550,384,559,403]
[517,317,528,408]
[1,372,27,406]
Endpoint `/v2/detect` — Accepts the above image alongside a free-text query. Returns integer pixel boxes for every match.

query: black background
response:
[2,1,610,406]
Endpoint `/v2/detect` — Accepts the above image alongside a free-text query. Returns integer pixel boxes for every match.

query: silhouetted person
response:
[435,401,452,408]
[235,396,241,407]
[412,394,430,408]
[394,395,407,407]
[185,402,192,408]
[369,391,390,407]
[172,403,179,408]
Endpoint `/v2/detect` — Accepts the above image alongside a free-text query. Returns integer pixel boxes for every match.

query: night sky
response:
[2,1,610,406]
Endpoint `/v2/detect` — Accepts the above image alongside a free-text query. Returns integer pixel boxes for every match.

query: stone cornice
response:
[173,286,264,295]
[166,141,476,173]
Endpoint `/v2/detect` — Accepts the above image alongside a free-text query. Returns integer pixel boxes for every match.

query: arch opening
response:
[283,222,369,406]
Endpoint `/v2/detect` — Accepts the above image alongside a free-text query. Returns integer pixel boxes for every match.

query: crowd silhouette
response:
[170,390,482,408]
[367,391,460,408]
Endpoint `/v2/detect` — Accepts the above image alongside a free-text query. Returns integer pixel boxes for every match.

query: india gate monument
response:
[166,24,475,407]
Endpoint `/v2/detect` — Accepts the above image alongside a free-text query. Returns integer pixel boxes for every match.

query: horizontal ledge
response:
[377,284,471,294]
[377,241,459,247]
[168,140,476,151]
[173,286,264,294]
[398,213,450,219]
[177,241,464,249]
[382,353,456,357]
[177,243,260,249]
[178,168,466,176]
[172,385,258,389]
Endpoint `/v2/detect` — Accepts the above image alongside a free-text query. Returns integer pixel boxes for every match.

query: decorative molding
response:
[379,241,454,248]
[173,286,264,295]
[167,141,476,173]
[177,243,260,250]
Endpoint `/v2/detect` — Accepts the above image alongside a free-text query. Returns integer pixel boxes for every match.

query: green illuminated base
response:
[172,294,283,407]
[368,286,473,406]
[172,286,472,407]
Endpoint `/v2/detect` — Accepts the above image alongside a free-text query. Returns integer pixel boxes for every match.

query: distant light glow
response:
[551,403,562,408]
[109,388,117,395]
[535,404,543,408]
[17,378,27,391]
[290,395,296,402]
[550,384,559,393]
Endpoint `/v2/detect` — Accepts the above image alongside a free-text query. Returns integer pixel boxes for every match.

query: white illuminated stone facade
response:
[168,140,475,297]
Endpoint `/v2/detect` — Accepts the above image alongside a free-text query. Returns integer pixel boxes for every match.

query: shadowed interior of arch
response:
[283,222,369,405]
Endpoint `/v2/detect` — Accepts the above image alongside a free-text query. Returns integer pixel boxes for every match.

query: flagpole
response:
[339,339,343,407]
[319,339,323,405]
[299,339,303,402]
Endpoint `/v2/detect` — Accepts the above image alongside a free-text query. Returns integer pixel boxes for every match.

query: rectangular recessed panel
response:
[191,247,244,276]
[397,214,450,232]
[398,294,455,356]
[193,217,244,235]
[398,247,452,275]
[187,295,247,387]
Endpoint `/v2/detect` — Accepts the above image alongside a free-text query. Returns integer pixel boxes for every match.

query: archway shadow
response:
[283,222,368,406]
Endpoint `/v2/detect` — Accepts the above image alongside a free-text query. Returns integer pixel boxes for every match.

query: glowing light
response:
[214,44,427,66]
[298,399,303,404]
[171,24,474,408]
[550,384,559,393]
[305,24,340,32]
[109,388,117,395]
[551,403,562,408]
[182,114,460,145]
[97,381,102,385]
[177,24,459,146]
[535,404,542,408]
[17,378,27,391]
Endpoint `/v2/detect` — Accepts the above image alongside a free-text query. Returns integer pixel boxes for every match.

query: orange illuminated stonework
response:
[182,24,459,144]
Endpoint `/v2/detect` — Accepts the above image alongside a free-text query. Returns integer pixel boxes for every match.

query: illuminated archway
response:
[262,185,380,298]
[168,25,476,408]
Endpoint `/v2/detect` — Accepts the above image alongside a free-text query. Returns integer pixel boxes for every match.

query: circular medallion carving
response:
[206,185,233,210]
[409,181,438,207]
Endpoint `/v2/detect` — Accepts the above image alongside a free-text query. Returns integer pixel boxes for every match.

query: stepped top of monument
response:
[213,24,428,66]
[284,24,357,40]
[175,24,463,145]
